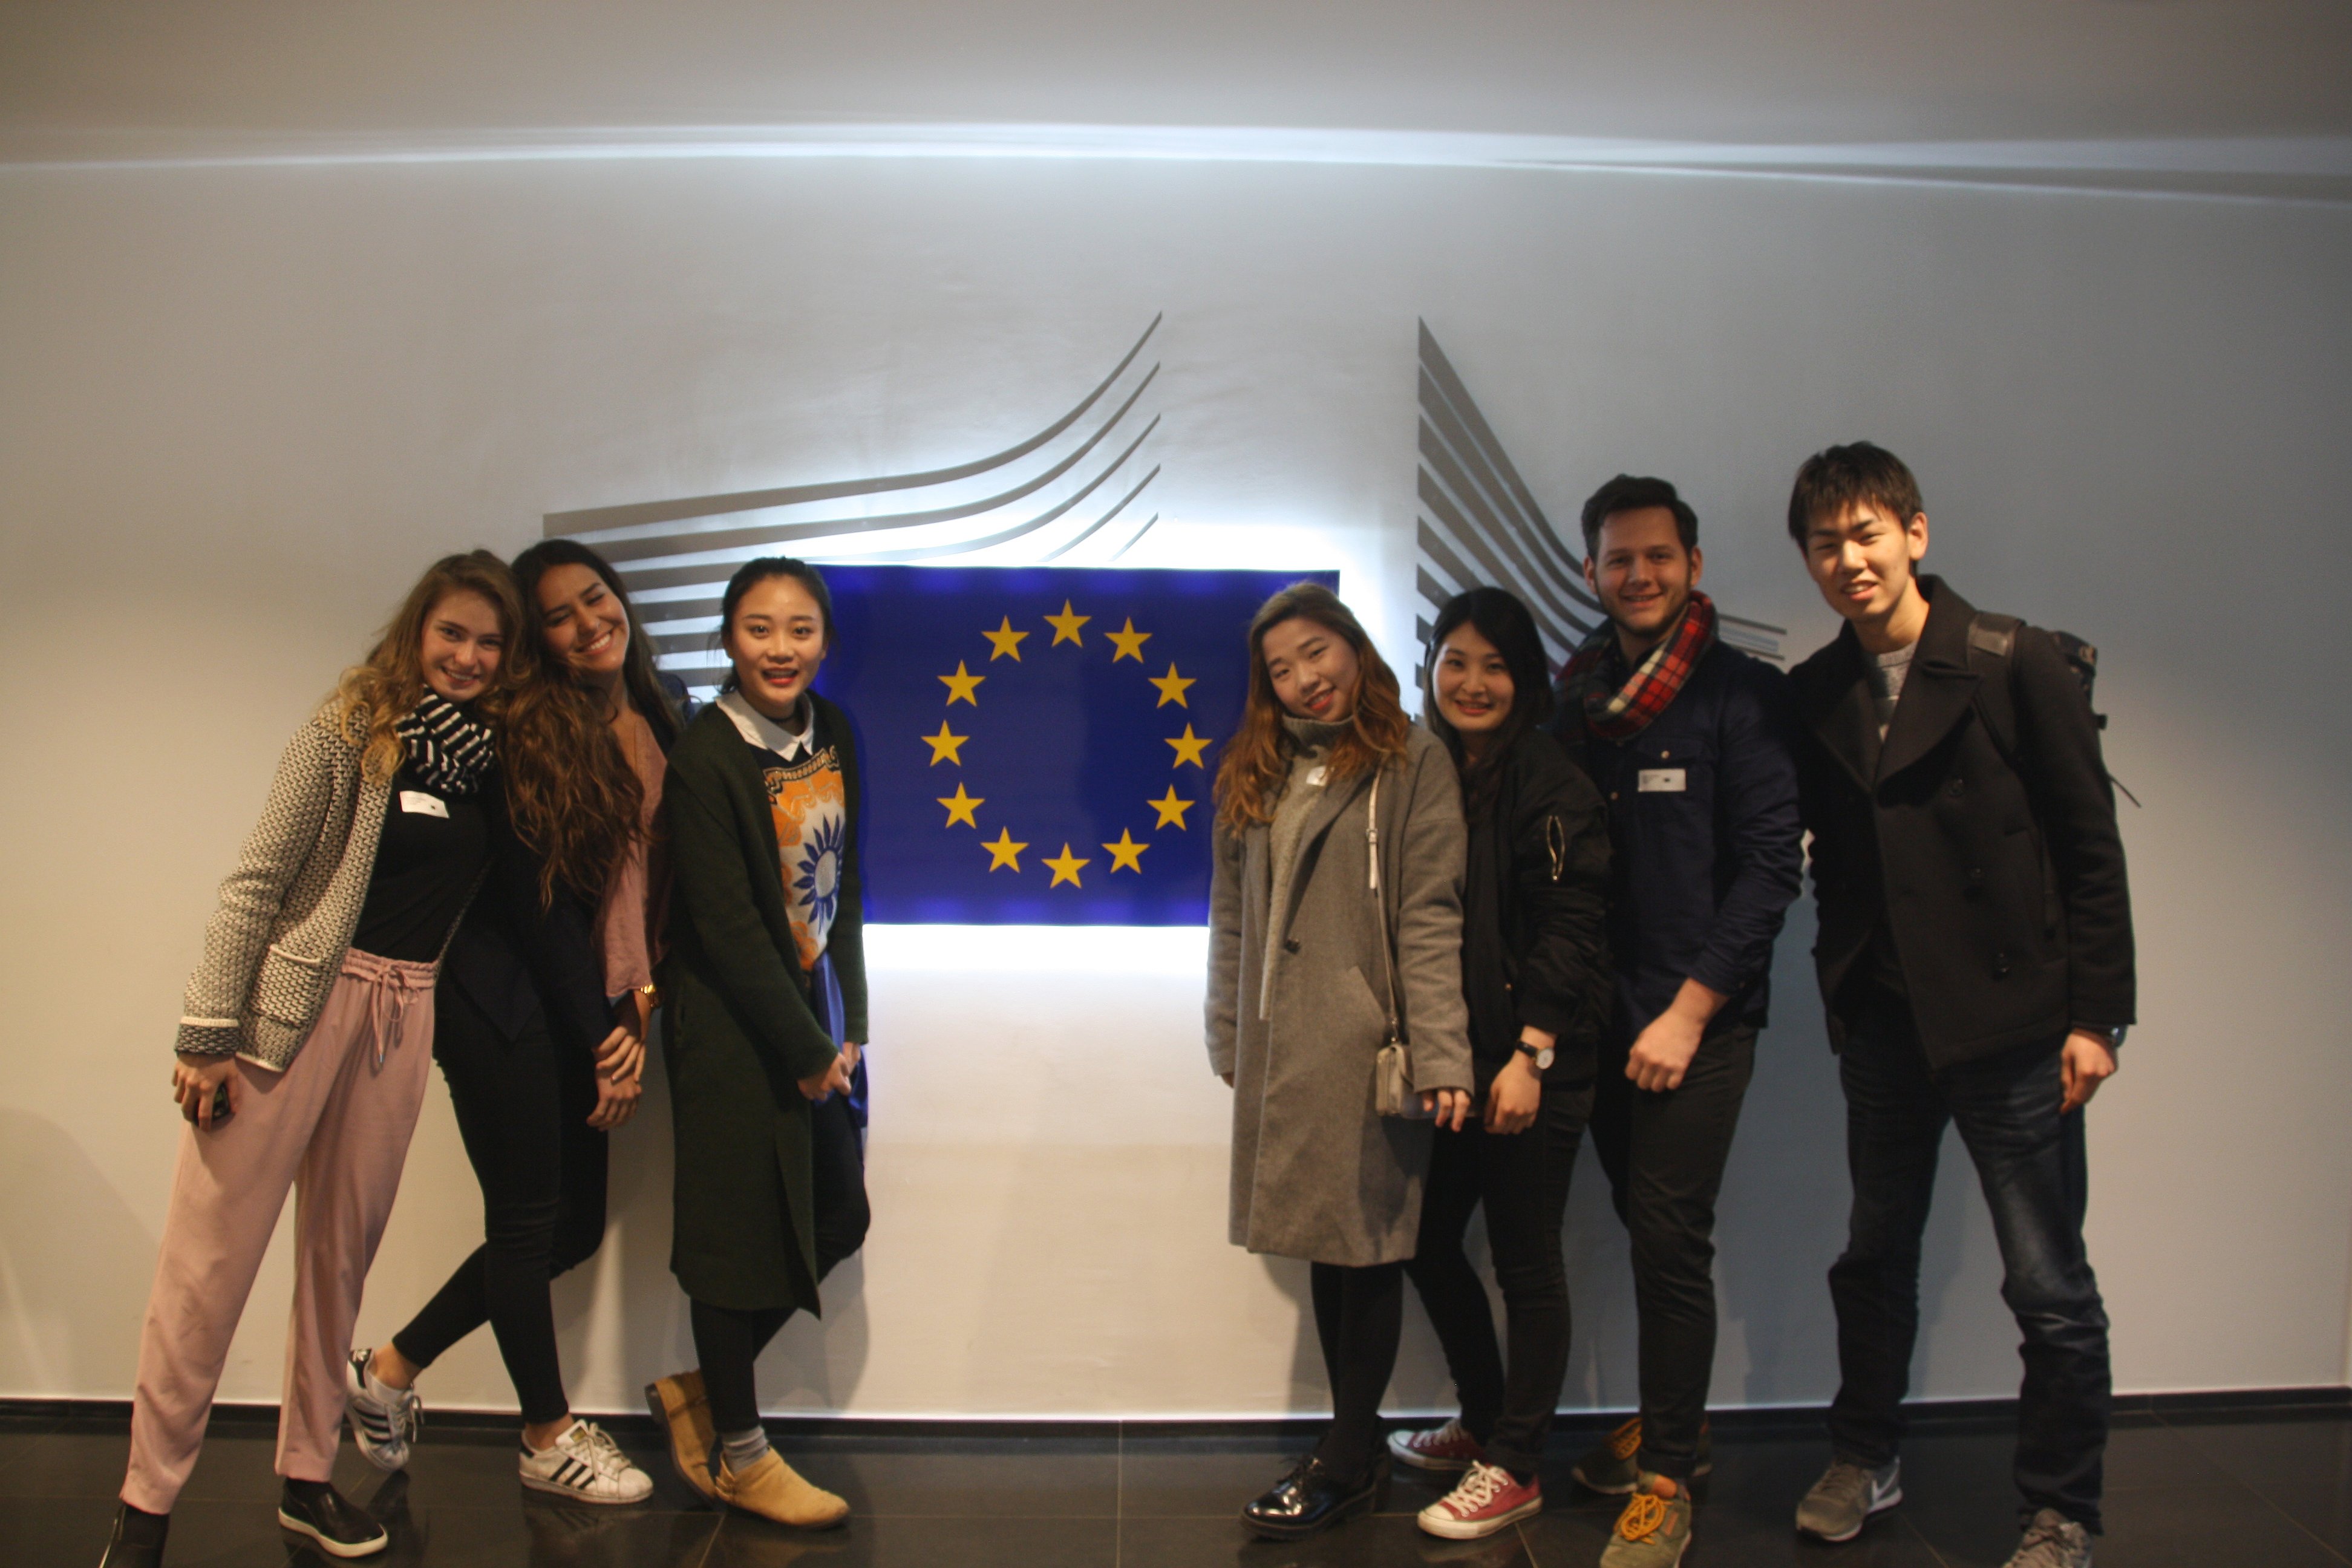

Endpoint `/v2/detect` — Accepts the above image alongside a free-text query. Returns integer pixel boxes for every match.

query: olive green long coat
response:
[660,696,867,1313]
[1206,724,1472,1267]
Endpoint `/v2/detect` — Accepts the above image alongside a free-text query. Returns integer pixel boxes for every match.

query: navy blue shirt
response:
[1558,640,1805,1036]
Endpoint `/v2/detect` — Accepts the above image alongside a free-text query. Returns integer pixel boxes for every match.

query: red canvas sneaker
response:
[1387,1417,1485,1473]
[1419,1460,1544,1539]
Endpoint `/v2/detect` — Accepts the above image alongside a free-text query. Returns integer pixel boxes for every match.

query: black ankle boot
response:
[1240,1455,1385,1540]
[277,1478,388,1559]
[96,1503,168,1567]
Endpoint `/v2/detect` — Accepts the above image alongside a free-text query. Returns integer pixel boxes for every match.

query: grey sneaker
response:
[2003,1508,2092,1567]
[1795,1455,1903,1541]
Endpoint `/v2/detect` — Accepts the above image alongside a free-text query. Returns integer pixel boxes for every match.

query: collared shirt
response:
[716,688,814,761]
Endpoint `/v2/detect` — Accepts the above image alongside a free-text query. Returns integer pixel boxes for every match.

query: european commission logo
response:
[815,566,1333,925]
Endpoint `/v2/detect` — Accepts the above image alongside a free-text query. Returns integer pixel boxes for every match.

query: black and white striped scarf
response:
[394,691,496,797]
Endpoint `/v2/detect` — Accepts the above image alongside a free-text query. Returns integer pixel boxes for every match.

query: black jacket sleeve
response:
[484,788,612,1052]
[1506,740,1613,1048]
[1684,659,1806,1001]
[2011,629,2135,1030]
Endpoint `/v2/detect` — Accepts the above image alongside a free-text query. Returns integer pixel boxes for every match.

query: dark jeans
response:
[693,1083,871,1436]
[1589,1018,1756,1481]
[392,984,607,1425]
[1827,998,2110,1532]
[1308,1261,1405,1483]
[1404,1076,1595,1480]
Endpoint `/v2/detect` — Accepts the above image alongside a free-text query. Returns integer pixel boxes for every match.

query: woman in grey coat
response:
[1207,582,1474,1541]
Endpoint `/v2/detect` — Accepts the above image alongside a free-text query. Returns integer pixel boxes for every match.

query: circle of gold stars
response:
[921,598,1207,887]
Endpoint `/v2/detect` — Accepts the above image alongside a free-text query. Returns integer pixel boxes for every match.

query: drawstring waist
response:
[339,947,437,1070]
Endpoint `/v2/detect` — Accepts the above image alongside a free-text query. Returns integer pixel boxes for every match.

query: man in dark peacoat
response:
[1783,442,2132,1568]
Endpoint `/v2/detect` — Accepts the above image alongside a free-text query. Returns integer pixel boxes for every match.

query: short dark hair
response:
[1579,474,1697,558]
[1786,442,1925,544]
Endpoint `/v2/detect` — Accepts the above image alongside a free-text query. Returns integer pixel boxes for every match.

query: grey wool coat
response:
[1206,724,1472,1266]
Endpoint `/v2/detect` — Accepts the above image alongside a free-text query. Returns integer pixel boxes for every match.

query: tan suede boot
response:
[716,1449,851,1529]
[644,1371,718,1501]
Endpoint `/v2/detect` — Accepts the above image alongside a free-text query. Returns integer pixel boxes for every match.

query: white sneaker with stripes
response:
[519,1420,655,1504]
[344,1349,421,1472]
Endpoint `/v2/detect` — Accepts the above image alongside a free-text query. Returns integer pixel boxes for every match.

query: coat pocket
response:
[252,941,327,1026]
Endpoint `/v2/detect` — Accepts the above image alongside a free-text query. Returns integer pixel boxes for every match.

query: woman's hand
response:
[593,1024,646,1088]
[586,1065,644,1129]
[1421,1086,1474,1131]
[1485,1053,1543,1135]
[840,1040,863,1079]
[173,1053,241,1131]
[798,1050,854,1102]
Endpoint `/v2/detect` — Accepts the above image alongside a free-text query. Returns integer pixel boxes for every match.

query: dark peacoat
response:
[659,695,869,1313]
[1206,724,1473,1267]
[1791,576,2135,1068]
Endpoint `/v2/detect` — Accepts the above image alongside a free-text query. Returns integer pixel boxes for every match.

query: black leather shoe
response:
[1240,1455,1385,1541]
[277,1479,388,1559]
[96,1503,168,1567]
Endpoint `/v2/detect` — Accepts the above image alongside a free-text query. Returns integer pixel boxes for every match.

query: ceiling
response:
[4,1,2348,195]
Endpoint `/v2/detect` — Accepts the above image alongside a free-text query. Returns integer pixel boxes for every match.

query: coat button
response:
[1949,779,1965,798]
[1283,938,1301,954]
[1993,950,2011,976]
[1968,866,1986,886]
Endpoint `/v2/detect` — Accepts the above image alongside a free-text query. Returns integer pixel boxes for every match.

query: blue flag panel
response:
[812,566,1338,925]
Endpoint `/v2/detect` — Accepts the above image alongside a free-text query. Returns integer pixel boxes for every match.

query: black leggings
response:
[1404,1077,1594,1479]
[391,984,607,1425]
[1308,1261,1405,1482]
[693,1086,872,1436]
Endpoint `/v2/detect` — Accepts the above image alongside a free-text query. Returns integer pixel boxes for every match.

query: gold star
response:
[981,616,1029,662]
[1166,724,1212,768]
[982,828,1028,872]
[1044,599,1091,646]
[1102,830,1149,874]
[921,722,969,766]
[1105,618,1151,663]
[1148,662,1196,708]
[1147,786,1195,830]
[1044,842,1091,887]
[938,661,985,706]
[936,783,984,829]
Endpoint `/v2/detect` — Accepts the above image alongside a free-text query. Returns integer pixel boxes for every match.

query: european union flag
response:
[814,566,1338,925]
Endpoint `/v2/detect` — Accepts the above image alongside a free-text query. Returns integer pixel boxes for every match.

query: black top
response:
[436,774,612,1052]
[1457,729,1614,1086]
[1791,575,2135,1068]
[351,763,492,962]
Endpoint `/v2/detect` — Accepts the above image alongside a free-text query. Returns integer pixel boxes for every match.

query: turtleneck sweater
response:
[1261,714,1354,1019]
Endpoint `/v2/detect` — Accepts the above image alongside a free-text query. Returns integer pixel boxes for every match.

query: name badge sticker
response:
[1636,768,1687,794]
[399,790,450,818]
[1305,766,1327,787]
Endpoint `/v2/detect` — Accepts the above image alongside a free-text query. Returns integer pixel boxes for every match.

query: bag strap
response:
[1366,769,1404,1043]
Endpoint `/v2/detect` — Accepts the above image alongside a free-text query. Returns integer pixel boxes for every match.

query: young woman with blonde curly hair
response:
[102,552,523,1567]
[1206,581,1474,1543]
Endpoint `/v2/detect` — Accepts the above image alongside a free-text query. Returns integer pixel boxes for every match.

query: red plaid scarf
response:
[1558,592,1719,741]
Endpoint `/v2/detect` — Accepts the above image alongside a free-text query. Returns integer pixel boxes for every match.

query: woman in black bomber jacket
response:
[1388,587,1615,1542]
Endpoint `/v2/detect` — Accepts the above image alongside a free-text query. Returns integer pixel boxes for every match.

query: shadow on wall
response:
[0,1109,157,1396]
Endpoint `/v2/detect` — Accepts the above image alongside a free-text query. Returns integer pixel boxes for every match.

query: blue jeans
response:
[1826,996,2111,1531]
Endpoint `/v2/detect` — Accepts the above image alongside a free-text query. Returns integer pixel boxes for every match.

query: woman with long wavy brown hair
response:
[347,540,683,1507]
[102,553,521,1567]
[1205,581,1475,1543]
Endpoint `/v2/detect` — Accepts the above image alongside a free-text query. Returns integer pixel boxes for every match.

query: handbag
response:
[1365,771,1433,1120]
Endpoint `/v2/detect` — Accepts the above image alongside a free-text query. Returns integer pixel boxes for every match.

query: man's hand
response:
[2060,1030,2118,1114]
[798,1050,854,1102]
[173,1053,241,1131]
[1485,1053,1543,1134]
[1626,978,1727,1093]
[1421,1086,1474,1131]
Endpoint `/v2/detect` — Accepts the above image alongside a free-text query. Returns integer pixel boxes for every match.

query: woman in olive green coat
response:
[644,558,866,1531]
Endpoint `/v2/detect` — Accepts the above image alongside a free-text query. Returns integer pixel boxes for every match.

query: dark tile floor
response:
[5,1406,2347,1566]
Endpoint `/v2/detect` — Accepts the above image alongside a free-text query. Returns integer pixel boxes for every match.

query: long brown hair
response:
[332,551,526,785]
[1214,582,1412,832]
[501,540,673,905]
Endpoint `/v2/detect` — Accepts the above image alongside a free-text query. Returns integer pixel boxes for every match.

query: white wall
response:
[2,150,2347,1417]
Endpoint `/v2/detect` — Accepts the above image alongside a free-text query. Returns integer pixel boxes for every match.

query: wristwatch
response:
[1514,1040,1555,1071]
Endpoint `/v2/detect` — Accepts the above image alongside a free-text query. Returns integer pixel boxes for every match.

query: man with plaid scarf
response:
[1548,475,1804,1568]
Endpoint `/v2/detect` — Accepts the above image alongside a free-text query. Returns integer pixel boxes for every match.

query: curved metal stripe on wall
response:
[1414,320,1784,668]
[542,317,1166,690]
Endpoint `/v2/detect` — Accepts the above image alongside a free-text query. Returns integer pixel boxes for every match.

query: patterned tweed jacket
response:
[175,705,407,1069]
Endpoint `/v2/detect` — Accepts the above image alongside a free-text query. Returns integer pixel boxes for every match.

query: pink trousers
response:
[122,947,437,1514]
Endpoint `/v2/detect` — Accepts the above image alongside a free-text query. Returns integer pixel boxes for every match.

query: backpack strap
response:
[1964,612,2027,776]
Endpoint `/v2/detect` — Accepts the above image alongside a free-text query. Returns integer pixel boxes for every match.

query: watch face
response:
[1535,1048,1555,1070]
